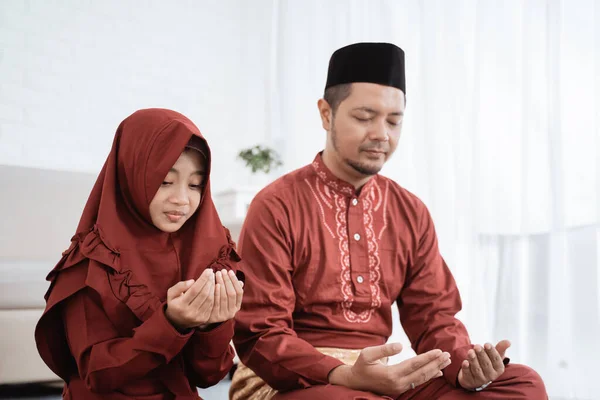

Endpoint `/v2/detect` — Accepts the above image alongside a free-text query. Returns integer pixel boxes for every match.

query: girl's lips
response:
[165,212,184,222]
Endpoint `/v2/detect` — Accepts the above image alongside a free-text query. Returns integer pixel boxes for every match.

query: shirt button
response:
[357,275,364,283]
[351,198,358,206]
[353,233,361,241]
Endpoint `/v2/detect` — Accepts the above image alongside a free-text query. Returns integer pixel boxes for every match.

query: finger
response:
[222,270,237,310]
[181,269,213,304]
[461,360,475,386]
[181,276,210,305]
[495,340,511,359]
[400,352,451,389]
[221,270,237,313]
[399,349,444,373]
[215,270,229,312]
[484,343,504,371]
[167,280,194,301]
[229,270,244,294]
[229,270,244,309]
[467,349,487,384]
[217,271,228,313]
[474,345,495,380]
[404,351,450,374]
[360,343,404,364]
[212,283,221,320]
[190,274,215,311]
[222,270,244,312]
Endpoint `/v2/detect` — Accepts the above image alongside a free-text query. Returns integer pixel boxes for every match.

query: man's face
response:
[324,83,405,178]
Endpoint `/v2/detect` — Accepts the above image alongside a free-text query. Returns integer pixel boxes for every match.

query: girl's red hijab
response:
[35,108,241,380]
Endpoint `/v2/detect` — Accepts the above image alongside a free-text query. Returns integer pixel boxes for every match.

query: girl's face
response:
[149,149,206,233]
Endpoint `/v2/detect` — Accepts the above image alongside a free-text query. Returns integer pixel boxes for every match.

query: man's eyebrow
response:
[352,107,377,113]
[352,107,404,116]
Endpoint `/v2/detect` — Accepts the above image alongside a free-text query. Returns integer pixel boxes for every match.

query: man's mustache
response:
[360,144,389,152]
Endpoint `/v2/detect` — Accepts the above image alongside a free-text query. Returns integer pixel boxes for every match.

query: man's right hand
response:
[328,343,451,397]
[165,268,215,330]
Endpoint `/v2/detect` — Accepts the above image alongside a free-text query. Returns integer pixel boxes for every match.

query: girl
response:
[35,108,244,399]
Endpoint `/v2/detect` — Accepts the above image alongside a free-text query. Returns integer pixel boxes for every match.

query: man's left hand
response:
[457,340,511,391]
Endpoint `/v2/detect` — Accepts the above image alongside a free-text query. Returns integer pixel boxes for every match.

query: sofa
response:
[0,165,97,384]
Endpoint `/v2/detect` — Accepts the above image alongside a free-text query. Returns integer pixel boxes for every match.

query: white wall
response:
[0,0,276,195]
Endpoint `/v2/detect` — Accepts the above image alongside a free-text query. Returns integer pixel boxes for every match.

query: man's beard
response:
[331,125,384,176]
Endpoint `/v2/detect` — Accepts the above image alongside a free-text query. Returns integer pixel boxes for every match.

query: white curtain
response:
[240,1,600,398]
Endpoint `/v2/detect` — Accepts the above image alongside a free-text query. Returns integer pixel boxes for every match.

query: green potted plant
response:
[214,145,283,227]
[237,145,283,174]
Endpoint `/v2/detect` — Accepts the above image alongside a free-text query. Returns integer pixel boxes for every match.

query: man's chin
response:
[347,160,383,176]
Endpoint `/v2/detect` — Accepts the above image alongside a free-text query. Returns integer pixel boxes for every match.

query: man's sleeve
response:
[232,194,344,392]
[396,202,473,387]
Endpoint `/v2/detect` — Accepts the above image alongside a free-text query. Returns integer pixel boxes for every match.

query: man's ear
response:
[317,98,333,131]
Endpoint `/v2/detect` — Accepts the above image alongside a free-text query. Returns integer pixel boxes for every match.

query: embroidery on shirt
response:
[315,178,333,209]
[311,160,355,196]
[378,180,389,240]
[363,186,382,311]
[310,160,389,323]
[333,192,365,322]
[305,178,335,239]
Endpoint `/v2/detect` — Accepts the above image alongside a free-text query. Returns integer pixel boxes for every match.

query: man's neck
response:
[321,150,373,191]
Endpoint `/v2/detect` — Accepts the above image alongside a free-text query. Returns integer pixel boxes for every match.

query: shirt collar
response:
[311,152,376,198]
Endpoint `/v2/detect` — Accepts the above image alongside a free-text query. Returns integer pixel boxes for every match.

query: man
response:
[230,43,547,399]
